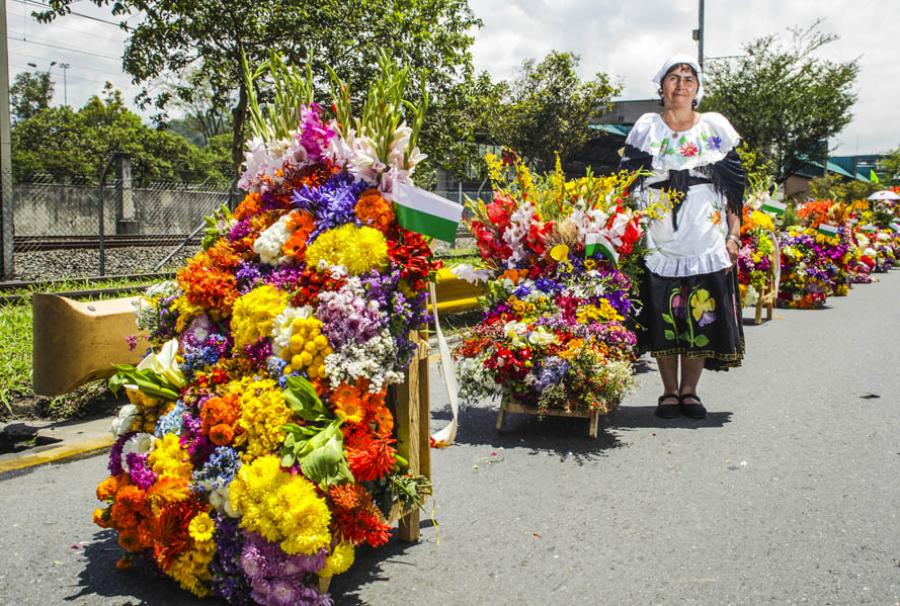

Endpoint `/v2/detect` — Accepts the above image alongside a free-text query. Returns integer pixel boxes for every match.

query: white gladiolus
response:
[136,339,185,388]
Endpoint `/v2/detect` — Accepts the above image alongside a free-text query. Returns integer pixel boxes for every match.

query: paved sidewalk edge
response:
[0,434,115,474]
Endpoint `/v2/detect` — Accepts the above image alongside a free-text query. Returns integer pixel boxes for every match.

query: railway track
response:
[14,234,201,252]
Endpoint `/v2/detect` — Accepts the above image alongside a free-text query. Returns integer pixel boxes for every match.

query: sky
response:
[7,0,900,156]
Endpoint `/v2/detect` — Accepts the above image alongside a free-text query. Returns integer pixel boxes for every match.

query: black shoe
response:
[679,393,707,419]
[655,394,680,418]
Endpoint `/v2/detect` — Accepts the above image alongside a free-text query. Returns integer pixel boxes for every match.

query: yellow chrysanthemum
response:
[168,545,215,598]
[229,455,332,556]
[188,512,215,543]
[305,224,389,275]
[148,434,192,479]
[234,378,293,461]
[230,284,289,350]
[319,542,355,577]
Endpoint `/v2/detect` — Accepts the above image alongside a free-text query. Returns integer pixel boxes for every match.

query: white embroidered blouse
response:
[626,112,741,277]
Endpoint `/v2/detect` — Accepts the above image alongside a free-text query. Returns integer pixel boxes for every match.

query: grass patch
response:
[0,304,32,414]
[1,275,170,298]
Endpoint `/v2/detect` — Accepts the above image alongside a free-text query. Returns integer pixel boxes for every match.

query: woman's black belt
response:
[648,175,713,190]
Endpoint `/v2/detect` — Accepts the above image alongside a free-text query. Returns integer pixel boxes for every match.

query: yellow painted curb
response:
[0,434,115,474]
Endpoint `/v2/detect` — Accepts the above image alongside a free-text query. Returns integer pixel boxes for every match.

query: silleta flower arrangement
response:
[777,224,850,308]
[737,208,776,307]
[454,156,653,416]
[93,55,439,605]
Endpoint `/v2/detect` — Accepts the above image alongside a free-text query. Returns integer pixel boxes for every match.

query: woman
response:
[621,54,746,419]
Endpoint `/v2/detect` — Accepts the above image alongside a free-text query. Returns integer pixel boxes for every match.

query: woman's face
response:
[661,65,698,109]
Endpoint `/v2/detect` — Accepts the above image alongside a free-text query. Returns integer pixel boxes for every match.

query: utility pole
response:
[0,0,14,279]
[60,62,70,106]
[693,0,705,70]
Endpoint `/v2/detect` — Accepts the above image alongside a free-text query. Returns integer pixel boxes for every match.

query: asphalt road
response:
[2,272,899,606]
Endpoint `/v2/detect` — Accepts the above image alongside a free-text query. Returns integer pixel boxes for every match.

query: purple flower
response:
[108,433,131,476]
[296,103,336,164]
[706,135,722,150]
[235,261,267,293]
[211,515,253,605]
[265,265,305,291]
[698,311,716,327]
[292,172,368,238]
[239,532,330,606]
[125,452,157,490]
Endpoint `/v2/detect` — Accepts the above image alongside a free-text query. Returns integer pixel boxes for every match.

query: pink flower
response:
[680,142,699,157]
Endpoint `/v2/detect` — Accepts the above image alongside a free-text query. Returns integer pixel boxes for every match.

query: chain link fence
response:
[0,164,489,282]
[5,158,236,281]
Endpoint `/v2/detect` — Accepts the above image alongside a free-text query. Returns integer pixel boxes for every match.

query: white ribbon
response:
[428,281,459,447]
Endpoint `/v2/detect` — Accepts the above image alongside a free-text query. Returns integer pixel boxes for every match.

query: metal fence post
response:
[0,1,13,280]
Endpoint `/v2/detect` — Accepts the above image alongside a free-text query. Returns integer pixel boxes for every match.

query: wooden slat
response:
[396,332,422,542]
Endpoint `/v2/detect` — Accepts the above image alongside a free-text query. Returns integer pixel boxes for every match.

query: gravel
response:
[9,246,202,282]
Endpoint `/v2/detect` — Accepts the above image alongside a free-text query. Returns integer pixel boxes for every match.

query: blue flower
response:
[292,172,368,237]
[706,135,722,150]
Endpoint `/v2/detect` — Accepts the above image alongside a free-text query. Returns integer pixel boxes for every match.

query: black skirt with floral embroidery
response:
[633,266,744,370]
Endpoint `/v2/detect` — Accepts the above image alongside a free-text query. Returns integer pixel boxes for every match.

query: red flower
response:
[680,142,699,157]
[327,484,392,547]
[344,428,397,482]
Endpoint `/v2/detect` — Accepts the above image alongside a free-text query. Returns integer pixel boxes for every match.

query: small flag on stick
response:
[890,222,900,232]
[869,169,880,184]
[390,181,463,243]
[817,223,839,237]
[861,224,877,233]
[761,199,786,216]
[585,233,619,265]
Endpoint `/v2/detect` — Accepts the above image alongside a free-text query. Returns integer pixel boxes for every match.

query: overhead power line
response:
[12,0,132,30]
[8,34,123,61]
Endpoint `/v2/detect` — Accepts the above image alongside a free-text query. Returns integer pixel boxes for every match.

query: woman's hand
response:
[725,237,740,272]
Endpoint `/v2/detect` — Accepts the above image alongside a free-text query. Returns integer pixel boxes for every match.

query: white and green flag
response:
[585,233,619,265]
[761,199,786,216]
[890,222,900,232]
[861,224,877,233]
[817,223,839,237]
[390,181,462,243]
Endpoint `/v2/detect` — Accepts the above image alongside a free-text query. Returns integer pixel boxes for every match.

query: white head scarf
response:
[652,53,704,102]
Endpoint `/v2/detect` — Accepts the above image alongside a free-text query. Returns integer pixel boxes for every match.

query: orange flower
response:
[500,268,529,284]
[355,189,395,233]
[209,423,235,446]
[115,555,134,570]
[110,501,139,529]
[116,484,147,512]
[117,528,142,552]
[93,507,110,529]
[282,210,316,259]
[370,404,394,434]
[233,192,262,221]
[345,429,397,482]
[96,475,123,501]
[147,476,190,509]
[332,384,365,424]
[328,483,392,547]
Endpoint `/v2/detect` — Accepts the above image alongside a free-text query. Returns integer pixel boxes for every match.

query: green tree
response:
[12,84,230,186]
[496,51,619,170]
[701,21,859,182]
[10,70,55,122]
[877,146,900,185]
[36,0,480,178]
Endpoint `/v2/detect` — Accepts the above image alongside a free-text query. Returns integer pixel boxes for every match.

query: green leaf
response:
[661,312,674,325]
[283,375,331,421]
[663,329,676,341]
[281,452,296,468]
[693,334,710,347]
[299,424,354,489]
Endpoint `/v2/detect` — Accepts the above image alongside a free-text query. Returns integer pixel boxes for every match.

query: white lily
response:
[110,404,139,437]
[136,339,185,388]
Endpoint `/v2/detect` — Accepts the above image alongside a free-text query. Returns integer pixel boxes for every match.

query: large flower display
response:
[93,56,438,605]
[454,156,655,416]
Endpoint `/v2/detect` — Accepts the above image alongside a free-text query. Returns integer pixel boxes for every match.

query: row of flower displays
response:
[735,184,900,311]
[94,56,439,606]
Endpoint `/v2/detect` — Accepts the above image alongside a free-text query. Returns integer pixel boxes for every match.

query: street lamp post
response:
[60,63,70,106]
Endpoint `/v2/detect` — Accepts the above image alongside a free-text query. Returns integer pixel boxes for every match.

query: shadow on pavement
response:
[329,532,420,605]
[609,405,733,429]
[431,406,623,464]
[67,529,219,605]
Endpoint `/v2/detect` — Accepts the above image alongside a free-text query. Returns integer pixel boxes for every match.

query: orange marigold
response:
[282,210,316,259]
[209,423,235,446]
[97,474,124,501]
[117,528,142,552]
[355,189,395,233]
